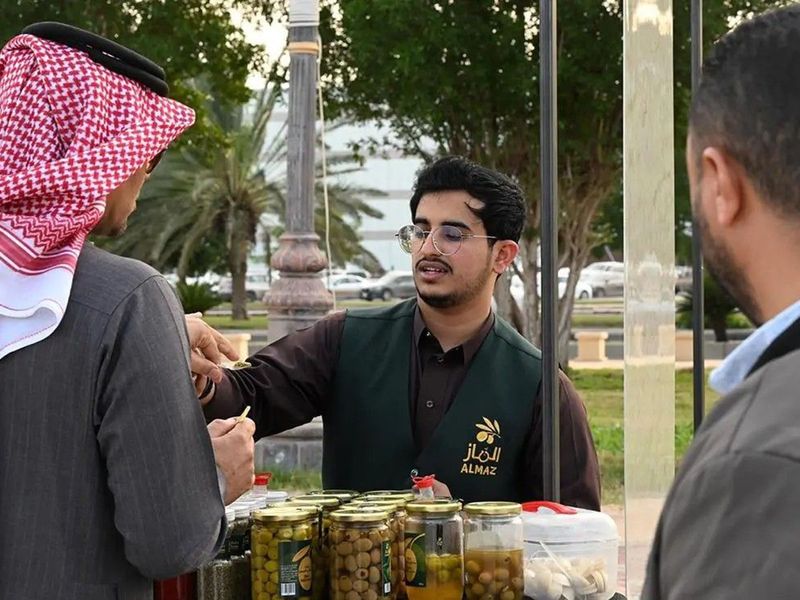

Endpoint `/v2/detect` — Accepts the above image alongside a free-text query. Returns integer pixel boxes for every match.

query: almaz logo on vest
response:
[461,417,502,476]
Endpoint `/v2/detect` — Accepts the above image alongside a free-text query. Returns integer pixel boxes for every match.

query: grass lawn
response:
[205,300,750,335]
[571,313,624,328]
[570,368,720,505]
[206,307,622,330]
[261,369,719,506]
[204,300,397,330]
[203,314,269,330]
[268,468,323,492]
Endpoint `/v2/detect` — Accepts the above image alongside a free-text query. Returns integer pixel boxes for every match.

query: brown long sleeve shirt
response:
[206,309,601,509]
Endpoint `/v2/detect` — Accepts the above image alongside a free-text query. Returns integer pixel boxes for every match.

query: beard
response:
[416,255,493,309]
[694,204,762,326]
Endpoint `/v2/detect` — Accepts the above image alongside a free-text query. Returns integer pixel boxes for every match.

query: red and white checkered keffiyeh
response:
[0,34,194,359]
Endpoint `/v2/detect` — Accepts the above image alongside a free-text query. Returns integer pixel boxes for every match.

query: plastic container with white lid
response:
[522,501,618,600]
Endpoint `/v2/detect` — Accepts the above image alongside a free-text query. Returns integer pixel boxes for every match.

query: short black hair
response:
[409,156,526,242]
[690,5,800,216]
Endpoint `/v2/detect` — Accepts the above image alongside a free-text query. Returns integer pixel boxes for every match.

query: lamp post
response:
[264,0,333,340]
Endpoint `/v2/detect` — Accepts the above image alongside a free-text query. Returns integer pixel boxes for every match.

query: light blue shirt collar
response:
[710,298,800,394]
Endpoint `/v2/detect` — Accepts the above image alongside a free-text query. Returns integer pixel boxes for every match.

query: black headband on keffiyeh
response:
[22,22,169,96]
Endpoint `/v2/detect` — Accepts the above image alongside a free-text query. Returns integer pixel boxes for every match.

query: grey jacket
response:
[0,245,224,600]
[644,342,800,598]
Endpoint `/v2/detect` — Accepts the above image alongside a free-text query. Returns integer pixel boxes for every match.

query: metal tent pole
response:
[691,0,704,432]
[540,0,560,501]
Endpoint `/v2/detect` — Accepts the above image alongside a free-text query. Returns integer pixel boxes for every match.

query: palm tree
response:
[102,86,382,319]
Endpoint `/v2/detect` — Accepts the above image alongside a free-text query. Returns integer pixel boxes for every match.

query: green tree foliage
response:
[255,0,788,360]
[1,0,265,151]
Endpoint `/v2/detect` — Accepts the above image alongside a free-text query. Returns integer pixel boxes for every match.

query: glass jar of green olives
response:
[305,489,360,502]
[329,509,394,600]
[403,500,464,600]
[287,496,344,600]
[463,502,524,600]
[251,507,317,600]
[349,499,409,599]
[359,491,417,503]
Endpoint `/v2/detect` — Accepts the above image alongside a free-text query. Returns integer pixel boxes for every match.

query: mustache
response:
[415,258,452,272]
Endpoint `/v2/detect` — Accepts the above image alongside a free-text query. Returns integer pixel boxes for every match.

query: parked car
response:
[328,274,367,300]
[360,271,416,301]
[579,261,625,297]
[324,267,371,280]
[217,273,271,301]
[510,270,593,304]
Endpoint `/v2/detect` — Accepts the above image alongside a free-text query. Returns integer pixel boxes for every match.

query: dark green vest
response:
[323,299,542,502]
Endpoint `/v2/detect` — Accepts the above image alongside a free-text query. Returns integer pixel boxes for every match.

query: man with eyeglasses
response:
[196,156,600,507]
[0,23,255,598]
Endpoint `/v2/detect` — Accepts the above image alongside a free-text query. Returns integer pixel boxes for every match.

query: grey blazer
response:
[644,339,800,598]
[0,245,224,600]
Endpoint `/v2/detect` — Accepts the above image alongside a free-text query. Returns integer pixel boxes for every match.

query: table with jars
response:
[156,489,626,600]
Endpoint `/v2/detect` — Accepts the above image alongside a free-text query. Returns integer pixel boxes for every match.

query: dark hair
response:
[690,5,800,216]
[409,156,526,242]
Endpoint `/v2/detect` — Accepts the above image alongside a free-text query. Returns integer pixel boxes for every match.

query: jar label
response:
[404,533,427,587]
[243,529,251,553]
[229,533,243,556]
[382,540,392,595]
[278,540,313,598]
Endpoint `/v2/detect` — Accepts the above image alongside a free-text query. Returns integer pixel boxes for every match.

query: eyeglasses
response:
[145,148,167,174]
[395,224,497,257]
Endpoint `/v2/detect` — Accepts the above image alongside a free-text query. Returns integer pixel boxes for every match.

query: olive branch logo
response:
[475,417,501,444]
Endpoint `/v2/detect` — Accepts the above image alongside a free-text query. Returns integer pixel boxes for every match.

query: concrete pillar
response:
[575,331,609,362]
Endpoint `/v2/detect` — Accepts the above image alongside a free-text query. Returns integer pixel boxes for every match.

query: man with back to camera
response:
[0,23,254,599]
[192,156,601,507]
[644,5,800,598]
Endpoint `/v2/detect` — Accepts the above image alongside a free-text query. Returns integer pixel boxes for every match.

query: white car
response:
[218,273,271,301]
[328,274,367,300]
[579,261,625,297]
[510,270,593,304]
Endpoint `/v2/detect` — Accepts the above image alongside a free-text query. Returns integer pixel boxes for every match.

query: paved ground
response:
[603,502,663,600]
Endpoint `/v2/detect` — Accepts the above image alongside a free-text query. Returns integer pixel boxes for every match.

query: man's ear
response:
[701,146,746,227]
[492,240,519,275]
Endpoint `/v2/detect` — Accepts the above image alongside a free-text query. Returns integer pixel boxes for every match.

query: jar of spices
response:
[197,507,236,600]
[403,500,464,600]
[287,496,344,599]
[463,502,524,600]
[228,503,253,557]
[329,508,394,600]
[252,506,317,600]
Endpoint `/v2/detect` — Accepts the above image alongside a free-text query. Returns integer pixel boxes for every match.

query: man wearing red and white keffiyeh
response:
[0,25,256,598]
[0,29,193,358]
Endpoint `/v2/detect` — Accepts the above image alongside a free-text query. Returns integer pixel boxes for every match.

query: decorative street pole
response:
[264,0,333,340]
